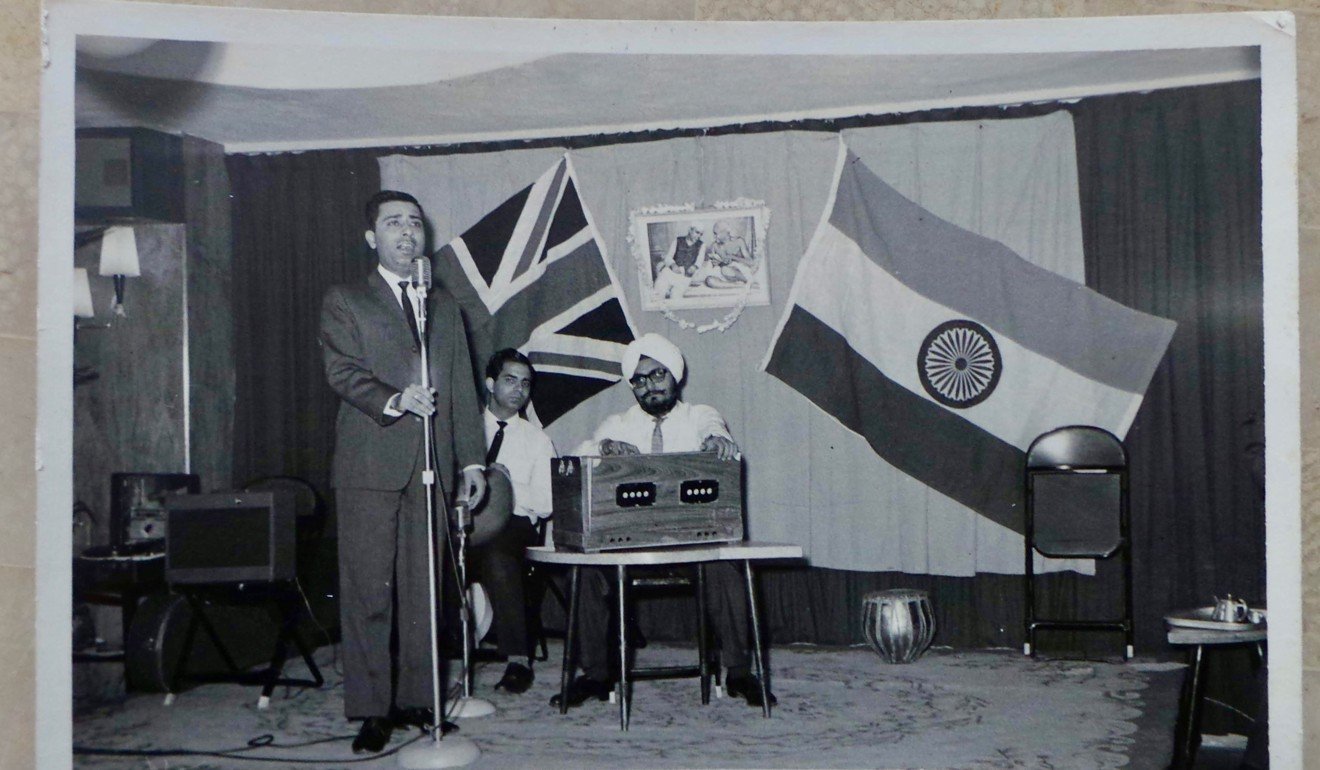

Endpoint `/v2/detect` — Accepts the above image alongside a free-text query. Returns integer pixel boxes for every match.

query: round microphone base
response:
[448,696,496,719]
[397,734,479,769]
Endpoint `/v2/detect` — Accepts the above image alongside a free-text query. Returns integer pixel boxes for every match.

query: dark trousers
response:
[336,480,442,719]
[576,560,750,681]
[467,514,540,660]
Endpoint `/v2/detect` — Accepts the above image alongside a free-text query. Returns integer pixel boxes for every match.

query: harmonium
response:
[551,451,744,552]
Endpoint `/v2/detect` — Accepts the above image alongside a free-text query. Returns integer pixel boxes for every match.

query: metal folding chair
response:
[1023,425,1134,659]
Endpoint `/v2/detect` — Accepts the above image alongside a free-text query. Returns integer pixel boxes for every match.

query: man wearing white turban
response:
[551,333,773,709]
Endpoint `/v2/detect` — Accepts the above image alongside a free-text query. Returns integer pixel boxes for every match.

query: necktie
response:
[487,420,507,466]
[650,416,664,454]
[398,281,421,347]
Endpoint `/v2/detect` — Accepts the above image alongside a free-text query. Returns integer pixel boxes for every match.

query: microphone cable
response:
[73,732,426,764]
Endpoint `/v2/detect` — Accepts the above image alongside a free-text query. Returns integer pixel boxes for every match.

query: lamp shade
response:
[98,226,141,277]
[73,268,95,318]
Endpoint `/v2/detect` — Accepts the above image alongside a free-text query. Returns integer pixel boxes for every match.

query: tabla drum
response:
[862,589,936,664]
[465,465,513,548]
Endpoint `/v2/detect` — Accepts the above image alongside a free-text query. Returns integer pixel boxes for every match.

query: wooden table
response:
[526,541,803,730]
[1165,618,1267,769]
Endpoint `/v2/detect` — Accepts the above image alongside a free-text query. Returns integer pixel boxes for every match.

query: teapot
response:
[1212,594,1250,623]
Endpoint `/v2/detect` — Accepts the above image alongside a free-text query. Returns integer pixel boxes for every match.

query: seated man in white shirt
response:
[469,349,557,694]
[550,333,775,710]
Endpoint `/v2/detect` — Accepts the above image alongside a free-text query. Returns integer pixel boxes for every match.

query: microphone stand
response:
[446,500,495,719]
[397,274,480,770]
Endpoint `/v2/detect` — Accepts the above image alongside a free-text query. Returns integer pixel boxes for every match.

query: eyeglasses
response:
[628,368,671,389]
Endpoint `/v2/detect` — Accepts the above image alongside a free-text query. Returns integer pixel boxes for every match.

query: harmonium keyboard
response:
[550,451,744,552]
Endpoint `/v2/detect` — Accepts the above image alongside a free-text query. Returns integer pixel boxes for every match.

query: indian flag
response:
[762,143,1176,535]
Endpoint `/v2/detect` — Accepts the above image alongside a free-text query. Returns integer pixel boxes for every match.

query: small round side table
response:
[1165,613,1266,770]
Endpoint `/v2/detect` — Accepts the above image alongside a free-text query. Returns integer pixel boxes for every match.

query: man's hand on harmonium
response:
[701,435,738,461]
[599,439,640,456]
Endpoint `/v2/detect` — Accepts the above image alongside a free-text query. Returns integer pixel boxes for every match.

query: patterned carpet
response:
[73,642,1183,769]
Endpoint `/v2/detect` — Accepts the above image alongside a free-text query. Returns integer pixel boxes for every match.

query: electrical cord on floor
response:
[73,730,430,763]
[73,661,479,763]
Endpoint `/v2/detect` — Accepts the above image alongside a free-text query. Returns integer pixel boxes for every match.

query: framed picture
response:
[630,203,770,311]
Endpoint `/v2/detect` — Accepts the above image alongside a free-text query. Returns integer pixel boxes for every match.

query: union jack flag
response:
[431,156,637,425]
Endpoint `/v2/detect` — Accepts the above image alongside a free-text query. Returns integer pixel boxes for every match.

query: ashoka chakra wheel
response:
[917,320,1001,409]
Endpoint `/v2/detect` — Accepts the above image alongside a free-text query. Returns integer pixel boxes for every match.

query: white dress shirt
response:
[379,263,425,312]
[379,264,425,419]
[574,401,733,456]
[484,409,556,522]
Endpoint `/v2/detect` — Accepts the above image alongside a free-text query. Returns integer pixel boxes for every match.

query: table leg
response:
[1185,644,1208,766]
[1171,643,1205,770]
[743,559,770,718]
[558,566,580,715]
[697,563,710,705]
[616,564,630,731]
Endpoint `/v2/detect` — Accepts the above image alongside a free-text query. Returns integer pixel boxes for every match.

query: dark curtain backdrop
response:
[226,151,382,497]
[1074,84,1266,648]
[225,81,1263,657]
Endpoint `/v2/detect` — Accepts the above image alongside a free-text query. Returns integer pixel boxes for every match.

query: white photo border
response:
[38,6,1300,769]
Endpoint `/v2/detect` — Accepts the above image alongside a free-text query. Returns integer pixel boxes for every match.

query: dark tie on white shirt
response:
[398,281,421,347]
[487,420,507,466]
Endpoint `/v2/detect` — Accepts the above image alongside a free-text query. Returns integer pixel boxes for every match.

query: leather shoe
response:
[725,673,778,708]
[352,717,393,754]
[548,675,613,708]
[390,707,458,735]
[494,662,534,694]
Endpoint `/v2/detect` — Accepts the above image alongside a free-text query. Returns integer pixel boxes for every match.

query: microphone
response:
[409,257,431,336]
[410,256,432,296]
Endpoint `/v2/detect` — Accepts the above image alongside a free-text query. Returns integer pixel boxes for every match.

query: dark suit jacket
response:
[320,269,485,499]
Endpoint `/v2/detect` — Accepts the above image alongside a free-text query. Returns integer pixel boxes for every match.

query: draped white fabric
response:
[379,112,1090,575]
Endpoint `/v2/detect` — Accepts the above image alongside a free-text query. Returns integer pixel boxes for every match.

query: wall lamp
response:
[73,267,96,321]
[73,265,110,331]
[97,225,140,317]
[73,267,101,385]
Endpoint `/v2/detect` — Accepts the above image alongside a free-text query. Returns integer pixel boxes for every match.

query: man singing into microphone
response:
[320,190,487,754]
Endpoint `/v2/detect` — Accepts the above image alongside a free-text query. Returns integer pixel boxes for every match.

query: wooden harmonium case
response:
[551,451,744,552]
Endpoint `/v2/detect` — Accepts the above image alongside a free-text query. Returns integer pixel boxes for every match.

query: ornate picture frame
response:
[629,201,771,312]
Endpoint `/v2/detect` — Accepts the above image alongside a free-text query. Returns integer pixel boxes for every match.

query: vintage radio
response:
[110,472,201,550]
[551,451,744,552]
